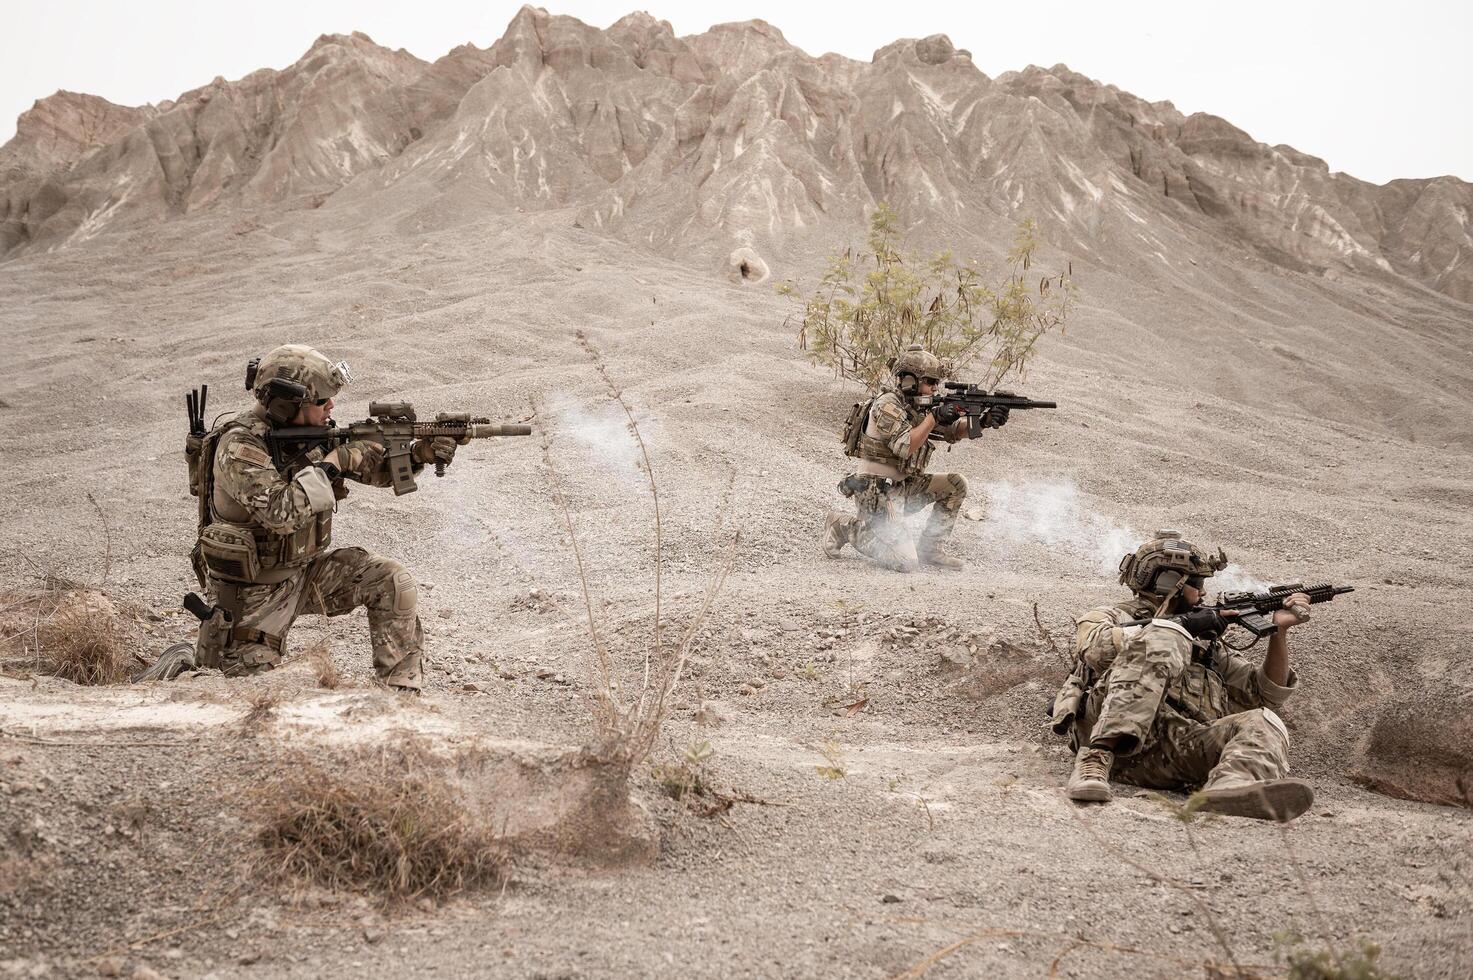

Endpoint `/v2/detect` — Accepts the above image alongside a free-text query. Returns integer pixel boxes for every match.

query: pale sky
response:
[4,0,1469,185]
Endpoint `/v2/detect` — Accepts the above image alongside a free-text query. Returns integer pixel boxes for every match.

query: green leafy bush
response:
[782,204,1072,391]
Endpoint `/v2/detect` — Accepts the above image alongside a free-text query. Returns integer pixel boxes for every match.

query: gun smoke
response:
[974,479,1272,591]
[553,398,662,485]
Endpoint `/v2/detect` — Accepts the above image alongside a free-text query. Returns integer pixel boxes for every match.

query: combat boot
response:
[1066,746,1114,802]
[821,512,850,558]
[918,540,964,570]
[1195,778,1314,822]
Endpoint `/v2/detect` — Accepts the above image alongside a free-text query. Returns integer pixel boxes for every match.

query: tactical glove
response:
[982,405,1011,429]
[326,440,386,477]
[931,403,962,427]
[412,436,458,467]
[1177,607,1227,639]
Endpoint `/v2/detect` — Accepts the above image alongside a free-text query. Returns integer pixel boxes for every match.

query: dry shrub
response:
[0,582,133,684]
[785,205,1073,391]
[545,334,740,770]
[251,743,507,902]
[239,687,281,733]
[305,640,341,690]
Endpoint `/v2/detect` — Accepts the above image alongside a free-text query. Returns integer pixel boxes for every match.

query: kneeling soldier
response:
[184,345,460,691]
[1051,531,1315,821]
[821,346,1008,572]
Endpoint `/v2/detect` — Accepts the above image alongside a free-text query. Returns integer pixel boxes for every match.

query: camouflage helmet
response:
[1119,529,1228,597]
[891,345,945,390]
[251,344,351,402]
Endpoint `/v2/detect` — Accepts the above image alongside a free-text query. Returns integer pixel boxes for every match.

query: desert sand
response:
[2,7,1471,979]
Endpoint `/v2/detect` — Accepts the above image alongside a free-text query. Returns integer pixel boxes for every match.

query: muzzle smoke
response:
[975,479,1272,591]
[552,398,660,484]
[976,480,1137,575]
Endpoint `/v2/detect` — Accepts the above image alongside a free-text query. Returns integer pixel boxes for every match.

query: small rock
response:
[96,958,126,978]
[462,683,482,693]
[437,609,453,619]
[535,668,555,680]
[362,927,385,946]
[238,951,261,966]
[880,894,902,904]
[131,966,168,980]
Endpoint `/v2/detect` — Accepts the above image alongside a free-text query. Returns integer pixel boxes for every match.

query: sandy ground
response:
[1,200,1471,978]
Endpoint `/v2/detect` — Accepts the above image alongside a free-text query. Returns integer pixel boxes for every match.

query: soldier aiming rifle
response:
[1049,530,1353,821]
[137,344,528,688]
[822,344,1054,572]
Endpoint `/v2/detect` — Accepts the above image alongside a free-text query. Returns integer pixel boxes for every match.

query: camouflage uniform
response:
[1067,597,1298,791]
[189,345,433,690]
[825,386,967,572]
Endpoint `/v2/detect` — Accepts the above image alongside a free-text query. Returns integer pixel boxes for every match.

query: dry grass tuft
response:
[239,687,282,733]
[250,743,507,902]
[0,583,134,684]
[305,640,341,690]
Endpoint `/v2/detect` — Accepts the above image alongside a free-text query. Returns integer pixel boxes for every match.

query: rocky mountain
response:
[2,5,1471,302]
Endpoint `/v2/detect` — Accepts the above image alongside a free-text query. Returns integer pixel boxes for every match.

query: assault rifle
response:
[1124,583,1355,639]
[266,401,531,496]
[919,381,1056,438]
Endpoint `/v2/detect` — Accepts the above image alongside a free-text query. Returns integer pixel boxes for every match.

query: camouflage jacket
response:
[205,406,398,574]
[855,388,951,478]
[1075,598,1299,725]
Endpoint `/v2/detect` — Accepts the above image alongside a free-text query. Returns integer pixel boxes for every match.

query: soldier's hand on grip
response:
[1273,591,1312,629]
[931,403,962,427]
[1178,607,1228,638]
[327,440,386,476]
[983,404,1011,429]
[412,436,459,467]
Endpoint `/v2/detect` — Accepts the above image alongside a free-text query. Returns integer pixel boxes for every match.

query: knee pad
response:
[940,474,967,508]
[382,560,417,617]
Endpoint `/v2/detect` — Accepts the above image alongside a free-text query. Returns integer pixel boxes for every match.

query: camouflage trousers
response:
[1112,707,1292,791]
[1081,622,1290,789]
[200,546,423,689]
[831,472,967,572]
[1088,621,1192,754]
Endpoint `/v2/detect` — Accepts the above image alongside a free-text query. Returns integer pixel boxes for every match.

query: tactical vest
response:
[188,410,332,586]
[1051,600,1231,743]
[850,391,933,476]
[1163,645,1231,724]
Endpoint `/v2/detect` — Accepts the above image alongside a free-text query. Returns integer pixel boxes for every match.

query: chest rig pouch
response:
[1166,642,1228,723]
[198,522,262,583]
[854,395,932,476]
